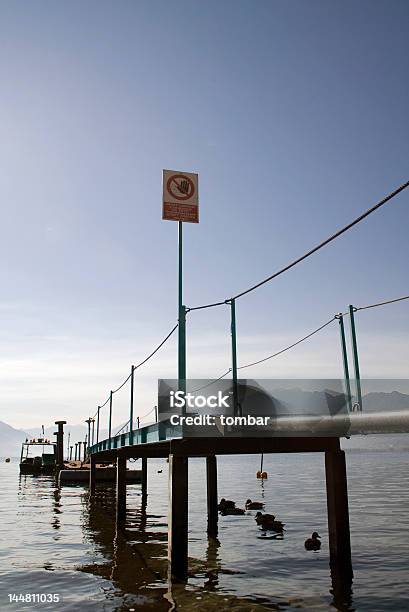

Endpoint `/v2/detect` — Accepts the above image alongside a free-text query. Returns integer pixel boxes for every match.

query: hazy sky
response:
[1,0,408,429]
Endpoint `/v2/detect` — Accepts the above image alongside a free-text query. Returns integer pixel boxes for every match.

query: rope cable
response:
[237,317,336,370]
[356,294,409,311]
[190,369,232,393]
[187,180,409,309]
[94,323,178,414]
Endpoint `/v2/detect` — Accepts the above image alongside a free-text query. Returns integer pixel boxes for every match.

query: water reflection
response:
[5,460,368,611]
[78,484,356,611]
[80,486,169,610]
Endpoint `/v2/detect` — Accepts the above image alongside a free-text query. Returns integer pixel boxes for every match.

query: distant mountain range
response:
[1,390,409,458]
[363,391,409,413]
[0,421,31,458]
[0,420,127,458]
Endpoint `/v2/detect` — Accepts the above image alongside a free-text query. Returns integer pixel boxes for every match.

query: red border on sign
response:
[166,174,195,201]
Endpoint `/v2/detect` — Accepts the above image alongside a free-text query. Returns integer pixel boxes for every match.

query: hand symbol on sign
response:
[177,179,190,195]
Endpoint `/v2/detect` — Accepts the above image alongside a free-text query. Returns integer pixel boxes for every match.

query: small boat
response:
[19,438,57,475]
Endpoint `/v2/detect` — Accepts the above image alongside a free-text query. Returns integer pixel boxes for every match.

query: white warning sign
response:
[162,170,199,223]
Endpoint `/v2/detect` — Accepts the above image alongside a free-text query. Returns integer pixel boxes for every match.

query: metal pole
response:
[230,298,239,417]
[178,222,187,415]
[96,406,100,444]
[129,365,135,445]
[154,405,158,422]
[108,391,113,449]
[349,305,363,411]
[137,416,140,429]
[67,432,70,461]
[91,419,95,446]
[86,419,91,453]
[69,446,73,461]
[338,314,353,413]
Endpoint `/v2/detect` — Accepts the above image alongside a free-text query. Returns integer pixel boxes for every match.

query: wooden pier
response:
[87,433,353,582]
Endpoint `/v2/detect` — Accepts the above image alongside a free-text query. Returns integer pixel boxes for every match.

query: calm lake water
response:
[1,436,409,611]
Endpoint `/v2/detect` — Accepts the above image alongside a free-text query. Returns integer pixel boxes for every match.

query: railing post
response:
[337,314,352,413]
[129,365,135,446]
[85,418,92,454]
[96,406,100,444]
[230,298,239,417]
[109,391,113,449]
[349,305,362,411]
[137,416,140,429]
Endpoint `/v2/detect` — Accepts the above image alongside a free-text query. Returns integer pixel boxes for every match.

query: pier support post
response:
[168,454,188,581]
[89,454,96,496]
[206,455,218,538]
[54,420,66,470]
[116,455,127,523]
[325,449,352,576]
[141,457,147,500]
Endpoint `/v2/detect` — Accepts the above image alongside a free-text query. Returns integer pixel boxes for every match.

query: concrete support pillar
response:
[116,455,127,523]
[54,420,66,469]
[206,455,218,538]
[325,449,353,577]
[89,454,96,496]
[168,454,188,581]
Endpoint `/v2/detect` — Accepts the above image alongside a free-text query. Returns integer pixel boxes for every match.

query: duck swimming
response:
[218,498,236,512]
[304,532,321,550]
[245,499,264,510]
[255,512,285,531]
[220,506,245,516]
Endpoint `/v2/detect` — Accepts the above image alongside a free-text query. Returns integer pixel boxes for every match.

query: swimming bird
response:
[255,512,285,531]
[220,506,245,516]
[157,469,163,473]
[304,532,321,550]
[218,498,236,512]
[245,498,264,510]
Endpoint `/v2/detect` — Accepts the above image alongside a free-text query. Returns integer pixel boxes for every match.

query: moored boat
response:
[19,438,57,474]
